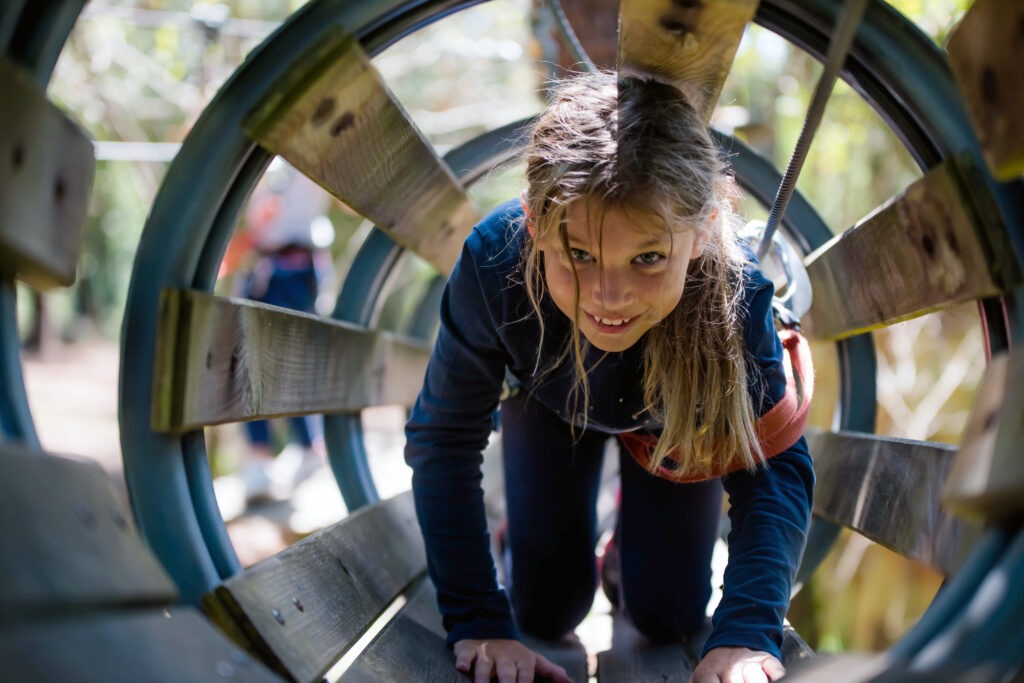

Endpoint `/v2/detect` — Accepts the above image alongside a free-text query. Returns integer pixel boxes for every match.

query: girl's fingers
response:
[452,641,476,673]
[495,659,518,683]
[761,656,786,681]
[534,654,573,683]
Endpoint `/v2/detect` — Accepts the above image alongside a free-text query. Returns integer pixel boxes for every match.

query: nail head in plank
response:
[806,429,982,576]
[802,156,1016,341]
[0,445,177,621]
[617,0,758,122]
[0,55,94,289]
[0,607,283,683]
[204,492,425,683]
[946,0,1024,181]
[244,29,478,275]
[151,289,431,432]
[943,348,1024,522]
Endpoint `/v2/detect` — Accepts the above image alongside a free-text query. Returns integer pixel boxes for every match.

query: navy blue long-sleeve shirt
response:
[404,199,814,659]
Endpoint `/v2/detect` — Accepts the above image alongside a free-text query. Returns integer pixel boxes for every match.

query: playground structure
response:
[1,0,1023,681]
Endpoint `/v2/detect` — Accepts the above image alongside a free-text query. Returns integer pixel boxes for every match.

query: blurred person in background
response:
[220,159,336,504]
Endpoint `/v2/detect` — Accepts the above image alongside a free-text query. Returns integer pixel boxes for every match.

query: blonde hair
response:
[521,71,764,478]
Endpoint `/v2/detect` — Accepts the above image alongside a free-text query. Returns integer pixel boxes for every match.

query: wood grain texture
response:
[617,0,758,121]
[806,430,982,576]
[0,444,177,621]
[0,54,94,289]
[245,29,479,275]
[0,607,283,683]
[946,0,1024,180]
[338,579,463,683]
[802,156,1015,341]
[204,492,425,683]
[151,289,430,432]
[340,580,589,682]
[597,612,694,681]
[943,348,1024,522]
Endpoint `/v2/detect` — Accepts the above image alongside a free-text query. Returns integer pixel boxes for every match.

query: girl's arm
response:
[404,228,518,645]
[701,271,815,661]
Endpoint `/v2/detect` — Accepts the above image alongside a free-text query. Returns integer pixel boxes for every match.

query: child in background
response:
[225,160,334,503]
[405,72,813,683]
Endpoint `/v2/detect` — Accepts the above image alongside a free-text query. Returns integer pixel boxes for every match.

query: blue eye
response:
[634,252,666,266]
[569,248,593,263]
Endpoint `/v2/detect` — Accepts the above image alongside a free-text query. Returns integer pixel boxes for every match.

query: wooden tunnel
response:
[2,0,1024,682]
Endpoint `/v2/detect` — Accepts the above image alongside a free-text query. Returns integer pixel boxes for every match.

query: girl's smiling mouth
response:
[587,312,638,333]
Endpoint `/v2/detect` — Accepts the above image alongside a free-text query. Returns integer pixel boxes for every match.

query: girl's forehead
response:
[564,197,687,239]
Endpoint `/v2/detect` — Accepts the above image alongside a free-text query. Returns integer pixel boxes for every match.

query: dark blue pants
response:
[500,390,722,642]
[244,257,319,448]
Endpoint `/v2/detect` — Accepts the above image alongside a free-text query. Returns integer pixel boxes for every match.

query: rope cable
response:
[757,0,870,260]
[547,0,597,73]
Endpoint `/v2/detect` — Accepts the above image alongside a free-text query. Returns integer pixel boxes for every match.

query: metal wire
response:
[757,0,870,260]
[546,0,596,73]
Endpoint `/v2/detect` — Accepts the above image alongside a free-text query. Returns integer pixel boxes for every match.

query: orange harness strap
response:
[619,329,814,483]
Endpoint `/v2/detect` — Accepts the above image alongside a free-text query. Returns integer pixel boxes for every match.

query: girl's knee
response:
[622,586,710,643]
[512,575,597,640]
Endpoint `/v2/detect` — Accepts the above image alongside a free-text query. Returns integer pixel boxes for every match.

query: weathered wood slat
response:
[244,29,479,275]
[803,156,1018,341]
[597,612,693,681]
[339,578,590,682]
[151,289,430,432]
[946,0,1024,181]
[0,445,177,621]
[617,0,758,122]
[203,492,425,683]
[782,653,890,682]
[0,607,283,683]
[0,54,94,289]
[943,348,1024,522]
[337,579,463,683]
[807,430,982,576]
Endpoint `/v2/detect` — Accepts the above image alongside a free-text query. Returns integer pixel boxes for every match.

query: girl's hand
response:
[453,638,574,683]
[690,647,786,683]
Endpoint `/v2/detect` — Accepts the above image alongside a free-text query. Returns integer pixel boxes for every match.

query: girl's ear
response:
[520,189,535,237]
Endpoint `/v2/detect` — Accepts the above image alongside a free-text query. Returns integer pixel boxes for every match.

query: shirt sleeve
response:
[404,231,518,645]
[702,271,815,660]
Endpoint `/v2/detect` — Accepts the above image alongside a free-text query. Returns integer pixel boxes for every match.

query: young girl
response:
[405,71,814,683]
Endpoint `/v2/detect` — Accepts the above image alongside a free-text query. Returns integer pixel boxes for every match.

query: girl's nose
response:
[590,271,634,310]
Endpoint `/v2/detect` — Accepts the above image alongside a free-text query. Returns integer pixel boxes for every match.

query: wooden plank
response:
[946,0,1024,181]
[781,653,890,682]
[244,29,479,275]
[597,612,693,681]
[337,578,463,683]
[943,348,1024,522]
[617,0,758,122]
[204,492,426,683]
[151,289,430,432]
[806,430,983,576]
[802,156,1019,341]
[0,444,177,621]
[0,55,94,289]
[0,607,283,683]
[340,577,589,682]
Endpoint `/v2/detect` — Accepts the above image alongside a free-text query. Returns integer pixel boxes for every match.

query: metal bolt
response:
[74,503,97,529]
[292,597,304,612]
[272,608,286,625]
[111,508,129,530]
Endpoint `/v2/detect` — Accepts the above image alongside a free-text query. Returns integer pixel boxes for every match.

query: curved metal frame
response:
[116,3,1023,677]
[0,1,89,447]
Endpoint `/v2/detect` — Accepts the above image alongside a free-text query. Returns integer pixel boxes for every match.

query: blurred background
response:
[23,0,973,658]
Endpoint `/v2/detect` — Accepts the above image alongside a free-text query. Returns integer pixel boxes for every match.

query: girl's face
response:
[530,197,706,353]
